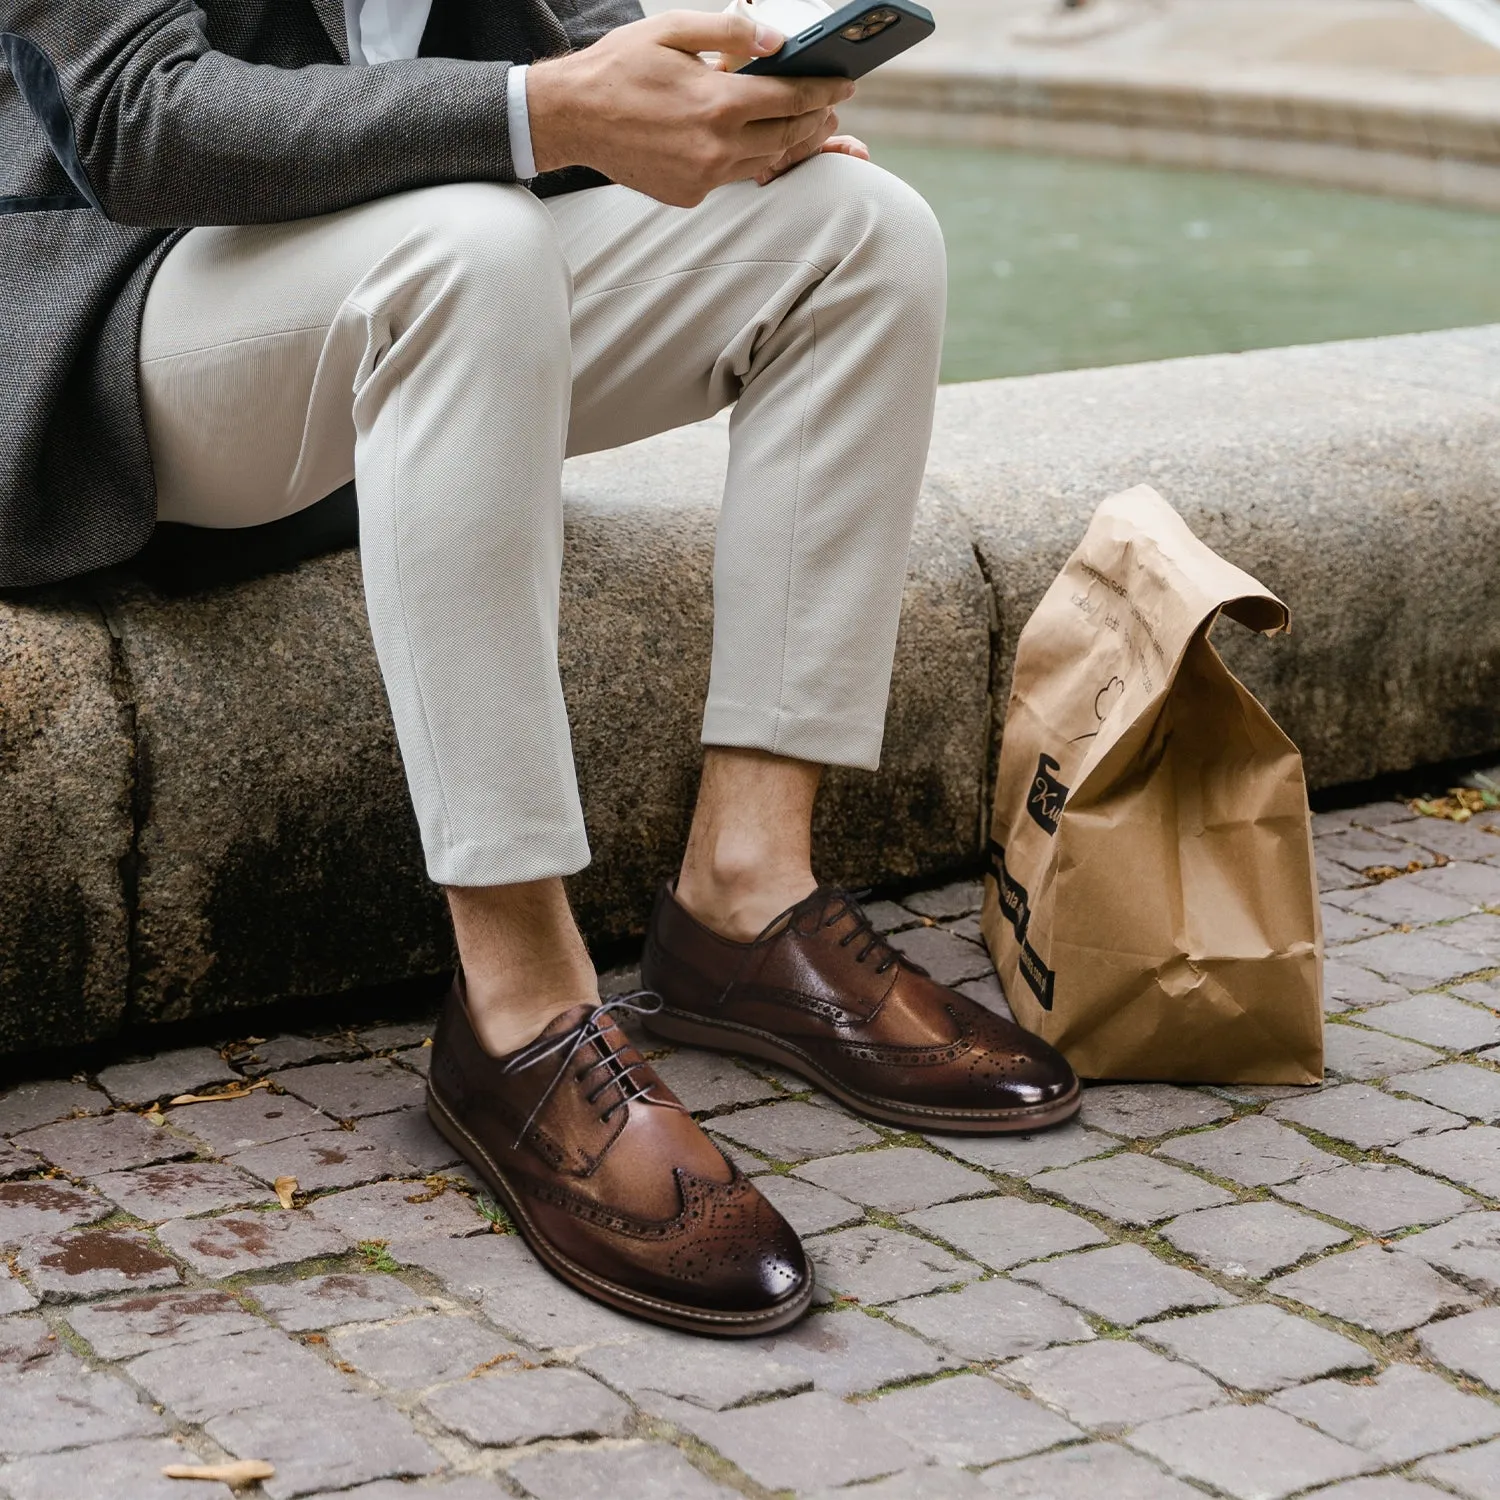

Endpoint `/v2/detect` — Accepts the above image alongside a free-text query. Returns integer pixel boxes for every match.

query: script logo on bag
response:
[1026,754,1068,836]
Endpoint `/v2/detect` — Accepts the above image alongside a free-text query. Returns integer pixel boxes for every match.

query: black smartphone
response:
[736,0,935,78]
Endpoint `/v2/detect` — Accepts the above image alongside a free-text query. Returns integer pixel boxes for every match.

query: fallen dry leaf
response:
[168,1080,270,1106]
[273,1176,298,1210]
[162,1459,275,1486]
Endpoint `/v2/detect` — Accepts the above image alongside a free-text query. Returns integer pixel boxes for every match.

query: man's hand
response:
[755,132,870,187]
[526,10,855,207]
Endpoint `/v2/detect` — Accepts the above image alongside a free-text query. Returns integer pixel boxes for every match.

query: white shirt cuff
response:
[508,64,538,181]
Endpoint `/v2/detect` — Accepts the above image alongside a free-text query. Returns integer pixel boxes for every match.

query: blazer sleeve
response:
[553,0,645,51]
[0,0,521,227]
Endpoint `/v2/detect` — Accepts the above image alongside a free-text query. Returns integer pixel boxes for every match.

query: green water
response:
[872,142,1500,384]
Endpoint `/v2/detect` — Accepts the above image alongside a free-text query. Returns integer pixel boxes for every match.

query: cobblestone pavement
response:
[2,796,1500,1499]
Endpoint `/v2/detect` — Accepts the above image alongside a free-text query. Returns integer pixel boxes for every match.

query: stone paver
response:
[1127,1403,1375,1500]
[65,1287,262,1358]
[0,1366,165,1457]
[1347,879,1479,926]
[272,1058,425,1120]
[1395,1124,1500,1197]
[903,881,984,920]
[706,1100,880,1162]
[1312,1482,1456,1500]
[1140,1303,1373,1392]
[0,1436,237,1500]
[1276,1161,1476,1234]
[753,1173,864,1236]
[1080,1083,1231,1138]
[508,1444,736,1500]
[231,1033,362,1076]
[1419,1307,1500,1388]
[869,1372,1080,1467]
[17,1228,180,1302]
[1419,1437,1500,1499]
[0,1180,113,1244]
[1002,1339,1225,1431]
[1035,1153,1233,1225]
[978,1442,1200,1498]
[1269,1243,1481,1333]
[886,925,994,985]
[253,1271,431,1332]
[1271,1363,1500,1464]
[940,1122,1116,1176]
[165,1091,329,1154]
[205,1393,441,1500]
[333,1312,521,1387]
[0,1141,38,1180]
[904,1197,1106,1271]
[649,1050,779,1112]
[579,1327,808,1410]
[649,1389,920,1492]
[808,1224,981,1303]
[1011,1241,1231,1324]
[888,1278,1094,1361]
[13,1111,192,1176]
[95,1047,237,1106]
[304,1179,485,1247]
[1337,931,1489,987]
[90,1160,269,1221]
[156,1208,350,1275]
[1360,994,1500,1052]
[796,1147,990,1212]
[1389,1063,1500,1122]
[1155,1115,1342,1186]
[759,1306,957,1396]
[1270,1082,1463,1148]
[1163,1201,1352,1278]
[1324,959,1413,1009]
[0,1265,36,1314]
[349,1106,461,1175]
[1325,1025,1444,1080]
[1399,1212,1500,1297]
[0,1080,106,1137]
[424,1366,631,1446]
[229,1129,397,1193]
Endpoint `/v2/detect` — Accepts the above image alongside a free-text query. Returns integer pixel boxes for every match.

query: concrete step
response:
[3,324,1497,1054]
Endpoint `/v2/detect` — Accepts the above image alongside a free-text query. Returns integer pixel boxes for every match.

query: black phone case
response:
[737,0,935,79]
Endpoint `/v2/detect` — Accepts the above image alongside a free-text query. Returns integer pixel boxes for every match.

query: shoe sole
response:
[425,1082,815,1337]
[643,1005,1083,1135]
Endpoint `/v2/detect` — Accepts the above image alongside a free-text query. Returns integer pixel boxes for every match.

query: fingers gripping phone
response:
[736,0,935,78]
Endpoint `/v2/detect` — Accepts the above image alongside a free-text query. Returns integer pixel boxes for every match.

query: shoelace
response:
[500,991,678,1149]
[818,889,920,975]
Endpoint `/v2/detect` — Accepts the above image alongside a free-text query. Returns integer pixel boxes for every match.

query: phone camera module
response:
[839,7,899,41]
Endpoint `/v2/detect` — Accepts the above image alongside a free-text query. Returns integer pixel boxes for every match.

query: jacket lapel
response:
[309,0,352,62]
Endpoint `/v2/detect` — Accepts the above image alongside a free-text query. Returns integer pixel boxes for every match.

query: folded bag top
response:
[981,484,1323,1085]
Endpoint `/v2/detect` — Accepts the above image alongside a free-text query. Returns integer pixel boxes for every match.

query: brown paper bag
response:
[980,485,1322,1084]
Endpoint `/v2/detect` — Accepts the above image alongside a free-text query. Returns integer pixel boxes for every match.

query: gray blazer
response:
[0,0,641,588]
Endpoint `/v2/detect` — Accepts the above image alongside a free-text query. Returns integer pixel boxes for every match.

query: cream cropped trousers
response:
[139,153,946,887]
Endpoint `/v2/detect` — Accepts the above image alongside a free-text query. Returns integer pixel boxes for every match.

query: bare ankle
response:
[676,847,817,943]
[462,973,595,1057]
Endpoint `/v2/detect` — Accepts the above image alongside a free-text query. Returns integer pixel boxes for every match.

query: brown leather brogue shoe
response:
[426,974,812,1335]
[641,884,1081,1134]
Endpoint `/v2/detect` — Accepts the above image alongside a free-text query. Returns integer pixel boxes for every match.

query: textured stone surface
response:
[941,1123,1115,1177]
[579,1329,808,1411]
[0,1181,114,1245]
[254,1272,430,1333]
[0,598,132,1052]
[886,925,994,985]
[868,1373,1080,1466]
[229,1129,399,1194]
[1271,1363,1500,1464]
[65,1287,262,1359]
[1335,931,1489,987]
[305,1179,485,1247]
[348,1107,461,1176]
[95,1048,238,1106]
[1395,1125,1500,1198]
[707,1101,880,1162]
[507,1444,736,1500]
[156,1209,349,1275]
[1269,1082,1462,1148]
[164,1091,330,1155]
[18,1228,180,1302]
[976,1442,1199,1498]
[1275,1161,1475,1234]
[91,1161,269,1222]
[795,1147,990,1212]
[0,1436,236,1500]
[1399,1212,1500,1297]
[0,1265,36,1314]
[649,1389,921,1491]
[0,1142,39,1180]
[1126,1403,1374,1500]
[1080,1084,1231,1138]
[752,1174,864,1236]
[758,1307,957,1396]
[1011,1242,1231,1325]
[1324,1024,1443,1080]
[1389,1064,1500,1122]
[424,1367,631,1446]
[808,1225,980,1303]
[14,1112,192,1176]
[904,1197,1106,1270]
[1359,995,1500,1052]
[888,1278,1094,1361]
[1141,1304,1373,1392]
[205,1392,442,1500]
[1269,1244,1482,1334]
[1003,1339,1225,1431]
[1161,1202,1350,1279]
[1156,1115,1342,1186]
[1420,1440,1500,1500]
[0,1366,165,1457]
[648,1050,779,1113]
[1419,1307,1500,1388]
[272,1059,424,1121]
[1035,1153,1233,1225]
[332,1312,519,1388]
